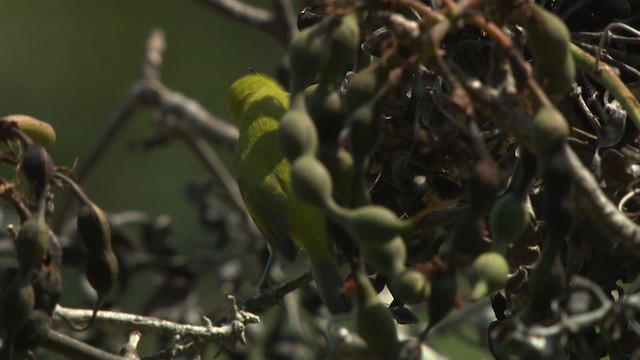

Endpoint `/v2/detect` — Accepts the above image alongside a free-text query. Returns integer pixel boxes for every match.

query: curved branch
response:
[198,0,297,45]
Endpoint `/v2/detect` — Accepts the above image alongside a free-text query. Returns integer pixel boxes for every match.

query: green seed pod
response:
[355,273,399,360]
[344,63,389,114]
[20,142,54,202]
[0,114,57,149]
[75,202,119,330]
[469,252,510,299]
[1,271,35,358]
[389,269,431,305]
[524,4,571,67]
[346,96,384,162]
[523,4,575,98]
[489,192,529,253]
[360,236,407,276]
[535,53,575,100]
[319,147,354,202]
[330,205,410,245]
[289,17,332,94]
[324,12,360,78]
[305,83,345,144]
[278,101,319,161]
[290,154,333,209]
[14,217,50,273]
[531,106,569,174]
[310,256,347,314]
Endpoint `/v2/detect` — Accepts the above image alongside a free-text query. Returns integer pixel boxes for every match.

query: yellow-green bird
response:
[229,73,346,313]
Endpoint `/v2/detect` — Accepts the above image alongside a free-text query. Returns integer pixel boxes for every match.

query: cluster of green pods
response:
[282,9,433,357]
[0,116,57,358]
[289,12,360,95]
[522,4,576,100]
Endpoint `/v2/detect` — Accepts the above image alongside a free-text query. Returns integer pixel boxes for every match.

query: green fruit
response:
[531,105,569,159]
[489,192,529,252]
[330,205,410,245]
[525,4,571,67]
[14,218,50,273]
[355,273,399,360]
[389,269,431,305]
[319,147,354,202]
[324,12,360,78]
[346,97,384,162]
[289,18,332,94]
[290,13,360,93]
[469,252,509,299]
[278,103,319,161]
[344,63,389,114]
[290,155,333,209]
[361,236,407,276]
[305,83,345,144]
[1,114,56,149]
[524,4,575,98]
[535,52,575,99]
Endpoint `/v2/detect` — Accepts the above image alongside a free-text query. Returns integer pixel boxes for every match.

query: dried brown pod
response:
[20,142,54,203]
[73,202,119,331]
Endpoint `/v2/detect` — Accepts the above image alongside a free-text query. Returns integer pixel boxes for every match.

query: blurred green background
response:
[0,0,283,248]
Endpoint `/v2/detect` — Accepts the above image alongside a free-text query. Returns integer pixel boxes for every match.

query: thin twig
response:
[53,28,240,231]
[459,74,640,254]
[54,304,257,339]
[184,134,246,219]
[214,270,313,325]
[571,43,640,129]
[198,0,296,45]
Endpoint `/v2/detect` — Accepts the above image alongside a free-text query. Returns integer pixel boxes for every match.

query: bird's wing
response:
[240,165,299,262]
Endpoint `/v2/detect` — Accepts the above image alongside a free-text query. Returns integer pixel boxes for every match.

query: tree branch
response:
[198,0,297,45]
